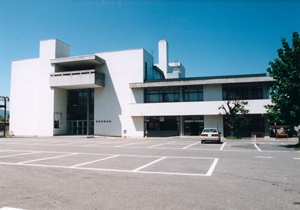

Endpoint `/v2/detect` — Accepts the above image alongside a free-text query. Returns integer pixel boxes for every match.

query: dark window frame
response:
[145,87,180,103]
[183,85,203,102]
[222,84,264,100]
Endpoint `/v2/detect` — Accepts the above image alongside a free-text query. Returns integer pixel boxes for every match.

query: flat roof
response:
[50,55,105,69]
[130,73,275,88]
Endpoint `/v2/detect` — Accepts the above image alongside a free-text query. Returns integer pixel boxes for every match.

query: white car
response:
[200,128,221,144]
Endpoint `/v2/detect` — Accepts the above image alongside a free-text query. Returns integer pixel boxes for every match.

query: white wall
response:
[37,40,70,136]
[10,39,70,136]
[53,88,67,135]
[94,49,145,137]
[129,99,271,116]
[10,59,39,136]
[204,115,224,136]
[203,84,222,101]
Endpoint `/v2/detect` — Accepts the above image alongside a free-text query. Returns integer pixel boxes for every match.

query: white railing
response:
[50,69,95,77]
[50,69,105,88]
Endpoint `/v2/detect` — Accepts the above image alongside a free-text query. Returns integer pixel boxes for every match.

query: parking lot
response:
[0,137,299,209]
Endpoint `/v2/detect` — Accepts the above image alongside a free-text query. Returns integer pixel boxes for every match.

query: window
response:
[222,84,263,100]
[145,87,180,103]
[183,86,203,101]
[144,62,148,81]
[54,120,59,129]
[67,89,94,120]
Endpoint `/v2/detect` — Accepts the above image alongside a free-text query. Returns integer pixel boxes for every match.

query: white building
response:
[10,39,275,137]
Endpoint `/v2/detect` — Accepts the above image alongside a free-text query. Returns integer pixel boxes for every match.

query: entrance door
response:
[67,120,88,135]
[67,89,94,135]
[183,116,204,136]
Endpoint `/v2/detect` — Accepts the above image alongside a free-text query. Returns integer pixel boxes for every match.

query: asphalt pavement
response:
[0,136,299,210]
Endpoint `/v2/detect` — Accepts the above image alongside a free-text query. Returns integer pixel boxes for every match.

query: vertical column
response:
[179,116,184,136]
[87,89,90,135]
[180,87,183,102]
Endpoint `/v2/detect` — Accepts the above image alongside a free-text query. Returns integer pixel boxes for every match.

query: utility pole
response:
[0,96,9,138]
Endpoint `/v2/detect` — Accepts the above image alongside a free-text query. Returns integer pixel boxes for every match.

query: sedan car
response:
[200,128,221,144]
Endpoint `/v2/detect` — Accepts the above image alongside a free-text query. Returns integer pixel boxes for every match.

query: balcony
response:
[50,69,105,89]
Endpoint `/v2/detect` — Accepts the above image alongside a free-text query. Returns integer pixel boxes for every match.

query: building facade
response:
[10,39,275,137]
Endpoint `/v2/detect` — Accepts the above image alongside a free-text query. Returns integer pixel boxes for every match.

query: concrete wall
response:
[94,49,145,137]
[203,84,222,101]
[10,58,40,136]
[53,88,67,135]
[10,39,70,136]
[204,115,224,136]
[129,99,271,116]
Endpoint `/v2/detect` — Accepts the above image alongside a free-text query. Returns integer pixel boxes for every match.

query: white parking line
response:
[84,141,112,146]
[0,159,217,177]
[206,158,219,176]
[254,156,274,159]
[56,142,87,146]
[132,157,166,172]
[294,158,300,160]
[220,142,226,150]
[114,141,150,148]
[253,143,262,152]
[0,152,39,159]
[0,149,219,177]
[18,153,78,164]
[147,141,177,148]
[182,141,201,149]
[70,155,120,168]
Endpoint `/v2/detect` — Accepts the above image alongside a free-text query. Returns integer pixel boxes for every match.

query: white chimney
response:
[158,40,169,76]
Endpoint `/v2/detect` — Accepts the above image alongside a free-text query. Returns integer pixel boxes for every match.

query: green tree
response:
[266,32,300,126]
[219,99,249,137]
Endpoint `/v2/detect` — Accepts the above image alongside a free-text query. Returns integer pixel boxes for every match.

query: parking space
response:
[0,149,218,177]
[0,137,299,210]
[0,138,226,150]
[0,137,298,152]
[0,137,298,178]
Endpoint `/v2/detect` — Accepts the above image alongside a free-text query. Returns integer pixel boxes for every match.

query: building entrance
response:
[183,116,204,136]
[67,120,94,135]
[145,116,179,137]
[67,89,94,135]
[144,115,204,137]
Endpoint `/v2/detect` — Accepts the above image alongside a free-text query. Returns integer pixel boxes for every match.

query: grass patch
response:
[294,144,300,151]
[279,143,300,151]
[226,136,241,140]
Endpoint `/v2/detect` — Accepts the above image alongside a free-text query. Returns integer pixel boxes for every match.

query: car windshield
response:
[203,129,217,133]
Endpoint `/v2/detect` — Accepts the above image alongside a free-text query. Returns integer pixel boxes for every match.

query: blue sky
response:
[0,0,299,100]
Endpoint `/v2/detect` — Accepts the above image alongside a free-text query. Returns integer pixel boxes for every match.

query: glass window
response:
[145,87,179,103]
[67,89,94,120]
[222,84,263,100]
[183,86,203,101]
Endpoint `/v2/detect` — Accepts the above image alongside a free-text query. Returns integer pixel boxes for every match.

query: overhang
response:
[130,74,276,88]
[50,55,105,69]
